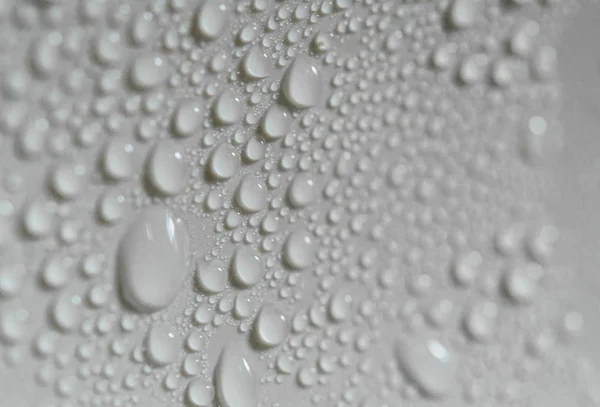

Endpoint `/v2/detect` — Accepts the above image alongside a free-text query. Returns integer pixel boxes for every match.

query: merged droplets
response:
[283,229,316,269]
[215,342,257,407]
[117,206,191,313]
[231,246,264,288]
[145,323,180,367]
[146,140,189,197]
[281,58,322,109]
[253,304,288,348]
[394,337,457,398]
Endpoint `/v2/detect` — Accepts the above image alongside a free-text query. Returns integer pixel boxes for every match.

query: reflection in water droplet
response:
[215,342,257,407]
[146,140,189,197]
[253,304,288,348]
[231,246,264,288]
[281,58,322,109]
[283,229,316,269]
[117,206,191,313]
[395,337,457,398]
[145,323,179,367]
[235,175,267,213]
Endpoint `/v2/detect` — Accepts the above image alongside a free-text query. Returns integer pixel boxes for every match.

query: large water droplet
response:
[287,173,317,208]
[281,58,322,109]
[213,89,244,125]
[394,337,457,398]
[196,260,227,294]
[172,101,203,138]
[231,246,263,288]
[145,322,180,367]
[215,342,257,407]
[242,46,271,80]
[235,175,267,213]
[208,143,239,181]
[447,0,479,29]
[283,229,316,269]
[194,0,229,41]
[146,140,189,197]
[117,206,191,313]
[187,378,214,407]
[260,104,292,141]
[129,54,169,90]
[253,304,288,348]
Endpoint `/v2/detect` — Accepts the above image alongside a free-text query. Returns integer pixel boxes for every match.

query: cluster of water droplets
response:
[0,0,595,406]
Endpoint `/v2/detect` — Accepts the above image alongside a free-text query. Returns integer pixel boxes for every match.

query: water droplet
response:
[235,175,267,213]
[130,54,169,90]
[234,292,253,319]
[243,46,271,80]
[0,265,26,298]
[447,0,478,29]
[503,263,542,304]
[102,138,135,181]
[287,173,317,208]
[281,58,322,109]
[51,293,82,332]
[283,229,316,269]
[260,104,292,141]
[194,0,229,41]
[187,378,214,407]
[196,260,227,294]
[172,101,203,138]
[213,89,244,125]
[50,162,87,200]
[451,250,482,286]
[145,323,180,367]
[22,199,55,238]
[253,304,288,348]
[395,337,457,398]
[117,206,191,313]
[329,292,353,322]
[215,342,257,407]
[208,143,239,181]
[231,246,264,288]
[463,300,498,342]
[0,307,29,344]
[97,191,126,225]
[146,140,189,197]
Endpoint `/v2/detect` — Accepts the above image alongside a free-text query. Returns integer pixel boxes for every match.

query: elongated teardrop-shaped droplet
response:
[242,46,271,80]
[146,140,189,197]
[394,337,457,398]
[117,206,191,313]
[215,342,257,407]
[231,246,264,288]
[281,58,322,109]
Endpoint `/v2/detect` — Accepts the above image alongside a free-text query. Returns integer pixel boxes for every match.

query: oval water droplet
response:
[213,89,244,125]
[243,46,271,80]
[130,53,169,90]
[208,143,239,181]
[215,342,257,407]
[231,246,264,288]
[187,378,214,407]
[117,206,191,313]
[194,0,229,41]
[287,173,317,208]
[260,104,292,141]
[172,101,203,138]
[146,140,189,197]
[253,304,288,348]
[394,337,457,398]
[283,229,316,269]
[281,58,322,109]
[145,322,179,367]
[235,175,267,213]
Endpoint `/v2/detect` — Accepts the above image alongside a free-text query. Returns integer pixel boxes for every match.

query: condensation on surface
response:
[0,0,598,406]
